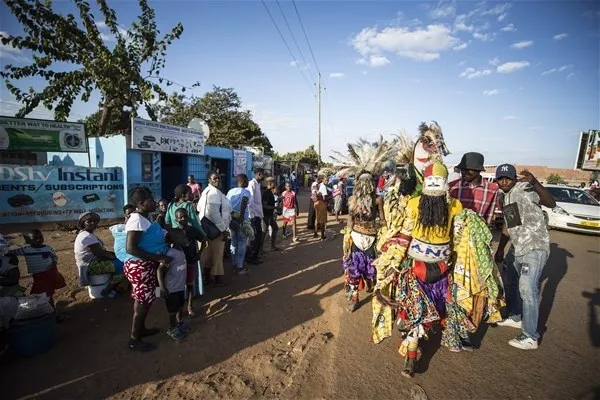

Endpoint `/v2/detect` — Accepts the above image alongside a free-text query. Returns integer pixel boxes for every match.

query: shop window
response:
[142,153,153,182]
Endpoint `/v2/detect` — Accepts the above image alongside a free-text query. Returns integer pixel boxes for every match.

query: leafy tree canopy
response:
[273,145,322,167]
[1,0,193,135]
[155,86,273,153]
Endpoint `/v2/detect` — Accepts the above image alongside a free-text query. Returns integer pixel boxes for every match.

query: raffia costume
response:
[373,140,504,377]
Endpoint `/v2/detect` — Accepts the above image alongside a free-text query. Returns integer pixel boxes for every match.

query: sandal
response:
[187,307,197,317]
[128,339,156,352]
[167,326,185,341]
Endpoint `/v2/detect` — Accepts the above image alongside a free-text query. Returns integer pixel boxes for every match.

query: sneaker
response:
[178,321,190,333]
[236,268,249,275]
[509,333,538,350]
[167,326,185,341]
[497,318,522,329]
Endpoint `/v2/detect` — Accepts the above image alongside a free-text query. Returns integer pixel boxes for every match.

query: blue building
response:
[47,134,254,203]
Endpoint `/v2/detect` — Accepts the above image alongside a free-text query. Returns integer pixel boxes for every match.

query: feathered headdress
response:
[391,129,415,165]
[330,135,396,178]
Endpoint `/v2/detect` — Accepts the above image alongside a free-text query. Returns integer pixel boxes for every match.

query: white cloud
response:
[94,21,128,43]
[460,67,493,79]
[481,3,512,16]
[246,104,301,133]
[501,23,517,32]
[488,57,500,66]
[567,72,576,80]
[541,64,573,76]
[290,61,298,67]
[554,33,569,40]
[457,60,466,66]
[455,22,474,32]
[473,32,495,41]
[504,115,517,120]
[510,40,533,49]
[497,13,508,21]
[429,2,456,19]
[453,42,468,51]
[483,89,500,96]
[357,54,391,68]
[329,72,345,78]
[290,60,310,71]
[351,24,460,63]
[497,61,530,73]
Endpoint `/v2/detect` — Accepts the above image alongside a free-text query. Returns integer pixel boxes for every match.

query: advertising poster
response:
[0,165,124,224]
[582,130,599,171]
[0,117,87,152]
[233,149,247,176]
[131,118,205,155]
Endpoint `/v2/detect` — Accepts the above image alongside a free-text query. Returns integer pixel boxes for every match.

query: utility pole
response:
[317,72,322,166]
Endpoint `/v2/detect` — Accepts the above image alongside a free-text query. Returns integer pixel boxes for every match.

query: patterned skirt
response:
[123,259,159,305]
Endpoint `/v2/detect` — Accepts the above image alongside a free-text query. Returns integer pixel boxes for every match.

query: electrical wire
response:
[260,0,316,97]
[275,0,312,77]
[291,0,321,75]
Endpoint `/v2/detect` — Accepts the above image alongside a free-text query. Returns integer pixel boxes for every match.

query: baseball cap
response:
[496,164,517,180]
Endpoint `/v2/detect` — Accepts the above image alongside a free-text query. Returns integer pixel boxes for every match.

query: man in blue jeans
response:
[494,164,556,350]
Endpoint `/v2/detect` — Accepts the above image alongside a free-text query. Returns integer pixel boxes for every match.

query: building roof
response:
[481,165,593,182]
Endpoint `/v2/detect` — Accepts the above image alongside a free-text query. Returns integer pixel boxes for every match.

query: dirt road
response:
[1,191,598,399]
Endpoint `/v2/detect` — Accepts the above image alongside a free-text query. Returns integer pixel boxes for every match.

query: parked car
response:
[542,184,600,234]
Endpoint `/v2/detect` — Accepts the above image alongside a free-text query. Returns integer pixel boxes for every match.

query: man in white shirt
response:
[247,168,265,263]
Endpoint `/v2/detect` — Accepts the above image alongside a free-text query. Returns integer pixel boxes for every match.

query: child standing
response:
[123,204,136,223]
[332,184,343,223]
[314,193,328,240]
[157,245,189,341]
[155,199,169,227]
[10,229,66,319]
[174,208,207,317]
[281,182,299,242]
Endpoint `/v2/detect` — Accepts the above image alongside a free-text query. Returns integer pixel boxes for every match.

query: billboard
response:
[575,130,600,171]
[0,117,87,152]
[0,165,124,224]
[233,150,247,176]
[131,118,205,155]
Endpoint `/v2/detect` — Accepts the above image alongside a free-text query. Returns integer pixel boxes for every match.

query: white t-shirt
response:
[74,231,103,270]
[125,213,152,232]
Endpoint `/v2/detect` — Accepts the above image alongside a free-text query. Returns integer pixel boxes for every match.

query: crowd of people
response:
[0,122,577,374]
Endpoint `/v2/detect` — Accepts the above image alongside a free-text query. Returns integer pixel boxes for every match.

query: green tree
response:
[273,145,322,167]
[1,0,192,135]
[546,173,566,184]
[155,86,273,153]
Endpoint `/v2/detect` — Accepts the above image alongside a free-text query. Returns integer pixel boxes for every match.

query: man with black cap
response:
[450,152,499,225]
[494,164,556,350]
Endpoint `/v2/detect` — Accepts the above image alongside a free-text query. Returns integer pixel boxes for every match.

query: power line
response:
[275,0,312,77]
[292,0,321,75]
[260,0,316,97]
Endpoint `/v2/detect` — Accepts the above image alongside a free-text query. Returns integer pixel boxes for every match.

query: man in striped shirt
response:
[449,152,500,225]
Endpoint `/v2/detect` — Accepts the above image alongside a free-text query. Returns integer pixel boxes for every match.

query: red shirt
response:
[282,190,297,209]
[449,178,500,224]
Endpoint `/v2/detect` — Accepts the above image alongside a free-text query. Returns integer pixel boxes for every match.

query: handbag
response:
[200,189,223,240]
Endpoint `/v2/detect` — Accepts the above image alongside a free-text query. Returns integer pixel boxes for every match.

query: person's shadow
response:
[582,288,600,348]
[538,242,572,344]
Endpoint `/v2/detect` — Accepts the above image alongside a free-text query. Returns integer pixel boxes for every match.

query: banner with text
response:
[233,150,247,176]
[0,116,87,152]
[131,118,205,155]
[0,165,124,224]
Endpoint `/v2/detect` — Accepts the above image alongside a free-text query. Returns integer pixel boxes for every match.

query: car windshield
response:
[547,187,600,206]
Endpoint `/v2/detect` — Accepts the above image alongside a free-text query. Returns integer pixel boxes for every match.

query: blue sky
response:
[1,1,598,168]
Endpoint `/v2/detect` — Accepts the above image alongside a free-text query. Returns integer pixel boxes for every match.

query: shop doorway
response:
[162,153,185,200]
[211,158,231,193]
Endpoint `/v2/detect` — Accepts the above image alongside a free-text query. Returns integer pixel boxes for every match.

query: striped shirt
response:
[10,245,57,274]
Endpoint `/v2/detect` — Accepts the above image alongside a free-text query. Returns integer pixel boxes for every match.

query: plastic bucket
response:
[10,312,55,357]
[87,274,111,299]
